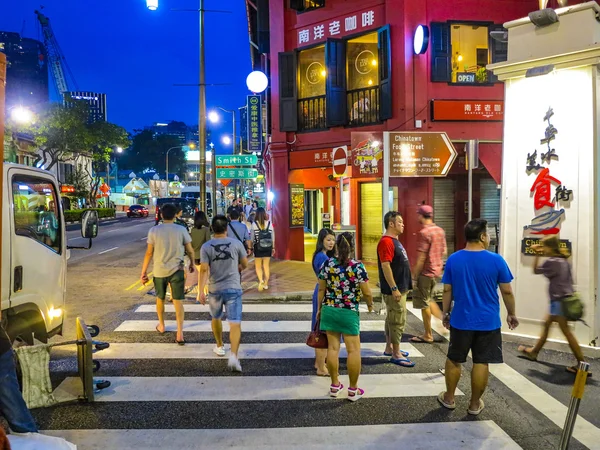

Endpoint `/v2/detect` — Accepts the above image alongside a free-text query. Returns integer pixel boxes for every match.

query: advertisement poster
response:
[289,184,305,228]
[350,132,384,178]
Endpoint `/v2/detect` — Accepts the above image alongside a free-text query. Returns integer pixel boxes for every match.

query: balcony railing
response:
[347,87,380,127]
[298,96,326,132]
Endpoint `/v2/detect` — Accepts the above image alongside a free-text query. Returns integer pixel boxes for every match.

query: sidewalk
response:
[184,259,381,301]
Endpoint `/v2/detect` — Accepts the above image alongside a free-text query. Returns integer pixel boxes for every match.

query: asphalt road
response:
[21,219,600,449]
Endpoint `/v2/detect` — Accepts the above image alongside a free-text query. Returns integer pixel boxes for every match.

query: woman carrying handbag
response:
[316,232,373,402]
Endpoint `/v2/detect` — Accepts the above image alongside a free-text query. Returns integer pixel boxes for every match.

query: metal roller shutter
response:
[360,182,382,261]
[480,178,501,252]
[433,178,456,256]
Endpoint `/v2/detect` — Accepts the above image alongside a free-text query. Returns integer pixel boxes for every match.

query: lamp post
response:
[209,107,239,197]
[166,144,194,192]
[106,146,123,207]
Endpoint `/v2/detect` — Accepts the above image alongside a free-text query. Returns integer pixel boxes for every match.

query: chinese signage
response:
[289,148,333,170]
[247,95,262,153]
[386,132,457,177]
[521,238,572,255]
[216,155,257,166]
[523,107,571,236]
[295,5,385,47]
[216,168,258,179]
[431,100,504,122]
[289,184,305,228]
[350,132,384,178]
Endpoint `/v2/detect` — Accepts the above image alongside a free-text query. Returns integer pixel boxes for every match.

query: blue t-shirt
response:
[441,250,513,331]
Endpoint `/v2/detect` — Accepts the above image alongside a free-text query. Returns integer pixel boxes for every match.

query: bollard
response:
[559,360,590,450]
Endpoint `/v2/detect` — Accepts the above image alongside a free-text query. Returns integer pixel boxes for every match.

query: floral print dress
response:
[318,257,369,312]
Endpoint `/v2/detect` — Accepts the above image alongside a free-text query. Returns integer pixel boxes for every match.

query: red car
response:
[127,204,149,218]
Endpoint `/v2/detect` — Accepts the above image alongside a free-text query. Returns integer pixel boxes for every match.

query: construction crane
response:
[35,9,78,97]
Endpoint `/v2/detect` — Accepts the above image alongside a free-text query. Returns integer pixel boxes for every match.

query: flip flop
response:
[517,345,538,361]
[410,336,434,344]
[155,325,165,335]
[390,357,415,367]
[176,339,186,346]
[468,399,485,416]
[384,351,410,357]
[437,391,456,410]
[566,366,593,377]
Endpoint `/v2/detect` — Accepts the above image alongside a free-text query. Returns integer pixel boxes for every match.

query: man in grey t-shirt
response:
[198,215,248,372]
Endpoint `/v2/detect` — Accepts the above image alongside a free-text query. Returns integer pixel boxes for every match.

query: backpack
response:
[256,222,273,251]
[561,261,586,323]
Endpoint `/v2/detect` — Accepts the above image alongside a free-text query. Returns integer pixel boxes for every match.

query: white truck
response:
[1,163,98,345]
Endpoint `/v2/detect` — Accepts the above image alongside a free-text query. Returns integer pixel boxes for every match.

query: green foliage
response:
[66,166,91,200]
[63,208,115,222]
[476,67,488,84]
[119,130,187,178]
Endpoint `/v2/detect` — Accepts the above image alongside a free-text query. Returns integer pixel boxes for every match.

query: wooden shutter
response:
[325,39,347,128]
[433,178,456,256]
[278,51,298,132]
[430,22,451,83]
[378,25,392,121]
[488,24,508,83]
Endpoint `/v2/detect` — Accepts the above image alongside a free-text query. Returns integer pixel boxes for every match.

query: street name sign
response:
[215,155,258,166]
[217,168,258,179]
[387,132,457,177]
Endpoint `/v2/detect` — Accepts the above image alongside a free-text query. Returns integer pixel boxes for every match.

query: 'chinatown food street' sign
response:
[521,238,571,255]
[387,132,457,177]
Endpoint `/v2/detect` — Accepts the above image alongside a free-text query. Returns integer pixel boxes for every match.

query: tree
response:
[120,130,187,179]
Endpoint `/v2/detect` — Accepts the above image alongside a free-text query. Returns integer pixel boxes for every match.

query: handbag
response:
[562,292,584,322]
[306,320,328,349]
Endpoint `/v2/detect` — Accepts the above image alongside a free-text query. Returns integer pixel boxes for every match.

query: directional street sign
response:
[216,155,258,166]
[217,168,258,180]
[386,132,457,177]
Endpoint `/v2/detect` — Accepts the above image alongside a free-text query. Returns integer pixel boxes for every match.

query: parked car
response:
[127,204,149,218]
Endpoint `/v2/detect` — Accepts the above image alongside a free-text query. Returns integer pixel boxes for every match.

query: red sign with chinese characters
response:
[431,100,504,122]
[294,5,385,48]
[350,132,384,178]
[289,148,333,170]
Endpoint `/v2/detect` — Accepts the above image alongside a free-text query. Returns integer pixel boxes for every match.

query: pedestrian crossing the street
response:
[35,302,528,449]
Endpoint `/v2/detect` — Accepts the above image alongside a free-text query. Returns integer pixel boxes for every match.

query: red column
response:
[269,143,291,259]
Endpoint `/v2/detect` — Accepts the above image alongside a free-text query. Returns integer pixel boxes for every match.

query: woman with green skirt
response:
[317,232,373,402]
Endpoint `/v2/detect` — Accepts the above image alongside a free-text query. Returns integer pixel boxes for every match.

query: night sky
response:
[1,0,252,154]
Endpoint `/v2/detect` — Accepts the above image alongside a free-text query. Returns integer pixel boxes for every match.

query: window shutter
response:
[325,39,347,128]
[378,25,392,121]
[430,22,451,83]
[290,0,304,11]
[489,24,508,83]
[278,51,298,132]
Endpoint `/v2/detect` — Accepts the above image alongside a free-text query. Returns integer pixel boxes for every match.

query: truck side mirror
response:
[81,210,99,239]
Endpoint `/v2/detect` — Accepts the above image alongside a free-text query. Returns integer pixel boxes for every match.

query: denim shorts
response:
[209,289,243,323]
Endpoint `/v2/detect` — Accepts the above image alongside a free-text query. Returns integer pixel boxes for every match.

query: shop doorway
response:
[433,178,456,256]
[360,182,382,261]
[480,178,501,252]
[304,190,322,234]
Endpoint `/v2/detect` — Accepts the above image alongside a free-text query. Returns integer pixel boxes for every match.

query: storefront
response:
[489,2,600,343]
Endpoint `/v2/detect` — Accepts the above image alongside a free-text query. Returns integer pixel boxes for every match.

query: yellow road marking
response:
[125,273,152,291]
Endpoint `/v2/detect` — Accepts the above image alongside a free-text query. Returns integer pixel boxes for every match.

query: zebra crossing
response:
[36,301,525,449]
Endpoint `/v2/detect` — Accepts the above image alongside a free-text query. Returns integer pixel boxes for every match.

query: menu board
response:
[289,184,305,228]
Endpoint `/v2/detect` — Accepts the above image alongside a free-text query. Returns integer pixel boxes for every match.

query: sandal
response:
[566,366,593,377]
[155,325,165,335]
[329,383,344,398]
[347,387,365,402]
[437,391,455,410]
[383,350,410,358]
[410,336,434,344]
[390,357,415,367]
[468,399,485,416]
[517,345,538,361]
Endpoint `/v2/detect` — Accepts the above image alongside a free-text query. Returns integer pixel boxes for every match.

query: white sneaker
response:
[228,355,242,372]
[213,346,226,357]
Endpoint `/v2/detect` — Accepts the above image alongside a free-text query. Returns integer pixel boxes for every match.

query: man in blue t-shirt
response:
[437,219,519,416]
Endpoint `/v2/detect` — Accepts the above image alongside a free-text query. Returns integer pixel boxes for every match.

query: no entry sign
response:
[332,146,348,177]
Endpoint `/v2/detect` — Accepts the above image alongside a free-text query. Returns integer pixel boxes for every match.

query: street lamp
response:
[246,71,269,94]
[10,106,34,125]
[146,0,158,11]
[116,146,123,154]
[222,135,232,146]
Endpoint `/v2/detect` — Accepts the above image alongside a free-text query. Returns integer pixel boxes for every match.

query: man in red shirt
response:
[411,205,447,343]
[377,211,415,367]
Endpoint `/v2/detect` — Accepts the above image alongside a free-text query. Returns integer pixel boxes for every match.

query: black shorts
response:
[447,327,503,364]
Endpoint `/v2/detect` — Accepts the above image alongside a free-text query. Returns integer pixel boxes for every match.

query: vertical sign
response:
[247,95,263,153]
[289,184,305,228]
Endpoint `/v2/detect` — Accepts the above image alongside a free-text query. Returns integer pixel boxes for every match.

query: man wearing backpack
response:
[227,209,252,256]
[251,207,274,291]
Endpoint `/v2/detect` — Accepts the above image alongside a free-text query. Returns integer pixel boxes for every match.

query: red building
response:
[246,0,549,263]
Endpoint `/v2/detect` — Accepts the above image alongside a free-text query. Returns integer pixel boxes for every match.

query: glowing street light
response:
[116,147,124,154]
[146,0,158,11]
[208,111,220,124]
[222,136,232,146]
[11,106,34,125]
[246,70,268,94]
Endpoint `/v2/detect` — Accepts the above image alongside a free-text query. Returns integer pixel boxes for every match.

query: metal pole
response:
[198,0,207,212]
[559,361,590,449]
[339,176,344,225]
[211,144,217,216]
[467,140,474,221]
[0,53,6,325]
[165,149,169,185]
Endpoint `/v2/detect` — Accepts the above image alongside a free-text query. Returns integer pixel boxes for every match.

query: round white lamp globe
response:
[246,71,268,93]
[413,25,429,55]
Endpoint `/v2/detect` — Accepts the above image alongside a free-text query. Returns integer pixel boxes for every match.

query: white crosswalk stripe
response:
[37,301,523,449]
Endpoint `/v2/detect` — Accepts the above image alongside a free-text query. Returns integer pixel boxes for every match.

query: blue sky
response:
[1,0,252,154]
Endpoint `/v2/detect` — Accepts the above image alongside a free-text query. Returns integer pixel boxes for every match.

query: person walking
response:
[227,209,253,257]
[317,232,373,401]
[198,215,249,371]
[411,205,447,343]
[438,219,519,415]
[243,198,254,218]
[311,228,336,376]
[251,207,274,291]
[377,211,414,367]
[141,203,196,345]
[0,323,38,434]
[191,211,211,267]
[518,236,588,375]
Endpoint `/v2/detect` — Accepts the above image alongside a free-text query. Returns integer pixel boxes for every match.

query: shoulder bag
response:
[306,320,328,349]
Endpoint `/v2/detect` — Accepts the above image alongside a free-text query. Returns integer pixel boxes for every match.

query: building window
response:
[297,45,327,131]
[346,32,380,127]
[290,0,324,13]
[430,22,507,84]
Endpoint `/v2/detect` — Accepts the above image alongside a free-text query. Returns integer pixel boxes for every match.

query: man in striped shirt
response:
[411,205,447,343]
